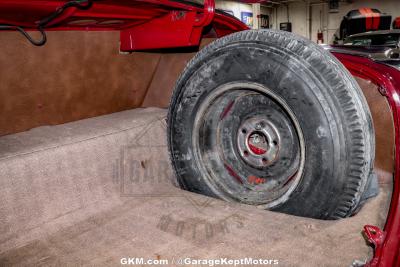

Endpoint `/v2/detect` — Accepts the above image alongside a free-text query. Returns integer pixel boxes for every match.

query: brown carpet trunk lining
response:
[0,108,392,267]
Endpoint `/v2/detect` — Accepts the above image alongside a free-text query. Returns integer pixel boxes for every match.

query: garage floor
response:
[0,108,391,267]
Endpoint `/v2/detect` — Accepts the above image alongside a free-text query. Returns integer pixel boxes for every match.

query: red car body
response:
[0,1,398,266]
[333,53,400,267]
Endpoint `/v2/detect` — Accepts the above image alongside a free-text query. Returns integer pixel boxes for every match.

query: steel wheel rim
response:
[192,82,305,208]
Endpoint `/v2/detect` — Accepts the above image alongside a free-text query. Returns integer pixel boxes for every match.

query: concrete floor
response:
[0,108,392,267]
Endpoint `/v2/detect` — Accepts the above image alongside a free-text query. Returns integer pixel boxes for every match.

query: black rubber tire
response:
[167,29,375,220]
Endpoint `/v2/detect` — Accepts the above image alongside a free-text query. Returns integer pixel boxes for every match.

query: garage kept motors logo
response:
[112,115,176,197]
[112,115,246,241]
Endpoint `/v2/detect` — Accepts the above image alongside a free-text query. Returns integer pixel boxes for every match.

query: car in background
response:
[343,30,400,48]
[338,8,391,40]
[336,30,400,62]
[394,17,400,29]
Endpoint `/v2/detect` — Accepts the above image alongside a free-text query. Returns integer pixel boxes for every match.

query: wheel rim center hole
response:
[247,131,268,155]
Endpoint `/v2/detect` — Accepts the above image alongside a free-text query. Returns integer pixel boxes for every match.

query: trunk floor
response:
[0,108,391,267]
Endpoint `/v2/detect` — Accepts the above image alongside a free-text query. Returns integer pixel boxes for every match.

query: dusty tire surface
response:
[167,29,374,219]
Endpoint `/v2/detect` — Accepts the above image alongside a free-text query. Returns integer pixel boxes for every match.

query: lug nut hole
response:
[244,150,249,156]
[242,128,247,134]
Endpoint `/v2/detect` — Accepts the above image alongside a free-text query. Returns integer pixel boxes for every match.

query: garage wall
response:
[215,0,252,21]
[215,1,272,29]
[266,0,400,44]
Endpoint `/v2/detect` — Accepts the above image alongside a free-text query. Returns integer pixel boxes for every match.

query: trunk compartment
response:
[0,31,394,266]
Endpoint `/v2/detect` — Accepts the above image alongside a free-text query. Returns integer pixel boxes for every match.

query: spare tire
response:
[167,29,375,219]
